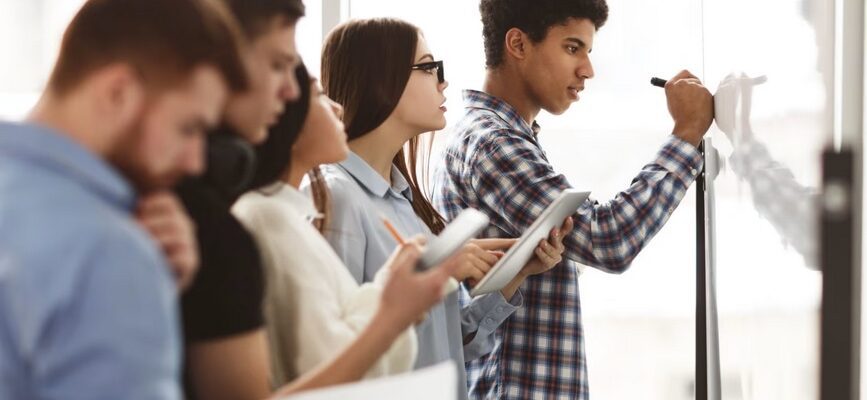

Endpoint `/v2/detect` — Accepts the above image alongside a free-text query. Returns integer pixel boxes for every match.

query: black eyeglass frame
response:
[411,60,445,84]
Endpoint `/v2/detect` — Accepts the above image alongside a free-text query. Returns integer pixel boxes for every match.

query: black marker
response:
[650,77,667,88]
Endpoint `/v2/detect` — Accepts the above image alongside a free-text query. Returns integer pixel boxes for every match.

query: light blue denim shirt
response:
[0,122,181,400]
[315,152,522,400]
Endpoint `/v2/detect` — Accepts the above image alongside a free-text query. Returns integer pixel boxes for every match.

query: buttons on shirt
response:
[691,169,699,176]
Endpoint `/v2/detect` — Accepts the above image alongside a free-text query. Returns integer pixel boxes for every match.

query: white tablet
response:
[469,189,591,297]
[417,208,490,271]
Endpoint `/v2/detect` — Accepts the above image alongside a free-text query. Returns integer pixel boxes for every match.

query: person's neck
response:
[27,92,112,156]
[349,121,410,183]
[285,160,307,189]
[483,67,540,125]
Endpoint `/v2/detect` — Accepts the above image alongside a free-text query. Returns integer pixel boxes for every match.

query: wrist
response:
[371,307,410,341]
[672,125,702,147]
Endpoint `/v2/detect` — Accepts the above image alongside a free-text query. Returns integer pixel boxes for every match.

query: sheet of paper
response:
[281,361,456,400]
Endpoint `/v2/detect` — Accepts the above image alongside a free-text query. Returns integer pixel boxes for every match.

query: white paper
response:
[281,361,456,400]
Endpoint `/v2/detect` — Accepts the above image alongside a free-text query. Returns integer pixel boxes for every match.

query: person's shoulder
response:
[317,164,367,208]
[0,193,166,302]
[233,190,271,218]
[318,163,354,187]
[457,107,517,136]
[234,190,302,232]
[450,110,522,148]
[4,175,152,253]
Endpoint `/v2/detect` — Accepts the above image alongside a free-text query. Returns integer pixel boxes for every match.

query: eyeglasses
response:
[411,60,445,84]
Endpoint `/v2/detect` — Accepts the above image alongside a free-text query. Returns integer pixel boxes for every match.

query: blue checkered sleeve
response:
[469,130,703,273]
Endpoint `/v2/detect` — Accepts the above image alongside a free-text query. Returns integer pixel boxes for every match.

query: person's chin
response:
[543,104,570,116]
[434,116,447,131]
[246,127,269,145]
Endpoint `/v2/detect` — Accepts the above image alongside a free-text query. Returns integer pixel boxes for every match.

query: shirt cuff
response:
[465,290,522,333]
[461,290,522,360]
[656,136,705,186]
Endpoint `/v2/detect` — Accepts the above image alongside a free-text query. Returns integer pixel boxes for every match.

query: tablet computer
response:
[417,208,489,271]
[469,189,591,297]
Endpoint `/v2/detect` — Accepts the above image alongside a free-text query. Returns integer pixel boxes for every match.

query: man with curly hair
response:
[432,0,715,398]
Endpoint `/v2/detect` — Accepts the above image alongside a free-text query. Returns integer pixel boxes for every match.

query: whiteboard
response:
[702,0,834,399]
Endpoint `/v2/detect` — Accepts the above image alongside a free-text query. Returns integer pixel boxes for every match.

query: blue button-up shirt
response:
[316,152,523,400]
[432,90,704,399]
[0,122,181,400]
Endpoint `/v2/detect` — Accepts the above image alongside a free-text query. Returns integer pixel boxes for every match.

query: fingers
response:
[136,192,194,239]
[669,69,699,83]
[137,191,183,215]
[541,238,563,260]
[469,245,500,265]
[548,228,566,253]
[168,256,197,290]
[138,213,185,237]
[407,235,427,247]
[467,255,491,277]
[534,244,561,267]
[428,251,462,284]
[559,216,574,235]
[472,238,518,250]
[389,243,422,274]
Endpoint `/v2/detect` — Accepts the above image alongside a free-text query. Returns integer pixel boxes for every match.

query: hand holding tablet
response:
[469,189,591,297]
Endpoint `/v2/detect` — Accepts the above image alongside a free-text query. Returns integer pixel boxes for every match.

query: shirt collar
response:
[337,151,413,200]
[462,89,542,138]
[0,121,136,211]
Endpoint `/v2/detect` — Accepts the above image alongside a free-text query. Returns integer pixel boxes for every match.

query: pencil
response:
[380,217,406,245]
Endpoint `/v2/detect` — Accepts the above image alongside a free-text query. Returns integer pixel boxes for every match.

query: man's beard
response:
[106,117,180,195]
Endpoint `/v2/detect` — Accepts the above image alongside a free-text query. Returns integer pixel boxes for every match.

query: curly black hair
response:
[480,0,609,68]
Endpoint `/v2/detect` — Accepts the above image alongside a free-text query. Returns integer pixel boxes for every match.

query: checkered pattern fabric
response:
[432,89,704,399]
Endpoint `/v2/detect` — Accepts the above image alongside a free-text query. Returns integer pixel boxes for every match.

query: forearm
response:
[499,272,527,300]
[270,311,404,397]
[560,137,702,272]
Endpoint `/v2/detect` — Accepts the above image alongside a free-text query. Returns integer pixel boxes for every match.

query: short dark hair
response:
[48,0,248,95]
[221,0,305,40]
[480,0,609,68]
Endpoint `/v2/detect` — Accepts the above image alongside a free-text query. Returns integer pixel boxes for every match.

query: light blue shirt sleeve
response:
[0,219,181,400]
[458,287,524,360]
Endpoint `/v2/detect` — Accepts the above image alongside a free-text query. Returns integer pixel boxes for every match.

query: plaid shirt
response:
[431,89,704,399]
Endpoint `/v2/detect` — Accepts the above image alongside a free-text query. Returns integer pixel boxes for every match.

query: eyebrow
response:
[417,53,434,63]
[565,37,591,53]
[276,49,298,64]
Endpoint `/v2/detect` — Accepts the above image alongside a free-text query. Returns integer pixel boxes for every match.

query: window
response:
[0,0,85,119]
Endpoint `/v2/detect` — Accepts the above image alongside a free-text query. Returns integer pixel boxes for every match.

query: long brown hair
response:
[321,18,446,234]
